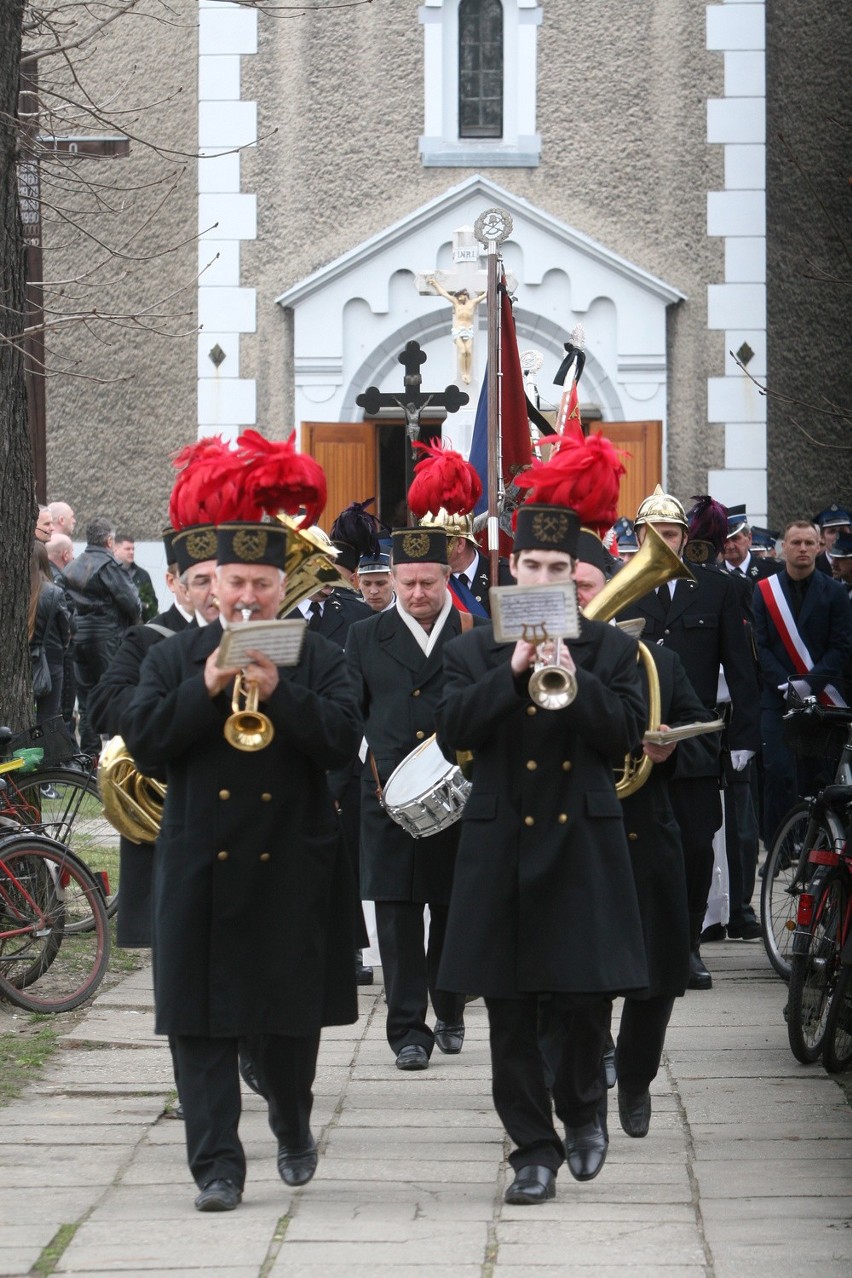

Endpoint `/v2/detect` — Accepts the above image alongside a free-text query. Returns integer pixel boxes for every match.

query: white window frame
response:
[419,0,542,168]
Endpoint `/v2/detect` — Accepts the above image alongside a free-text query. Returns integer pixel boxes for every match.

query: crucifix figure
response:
[425,278,487,385]
[416,226,488,386]
[356,341,469,506]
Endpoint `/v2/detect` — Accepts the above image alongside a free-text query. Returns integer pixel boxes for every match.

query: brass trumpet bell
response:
[223,674,275,752]
[528,642,578,710]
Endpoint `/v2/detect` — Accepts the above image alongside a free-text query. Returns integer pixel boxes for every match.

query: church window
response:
[419,0,541,167]
[458,0,503,139]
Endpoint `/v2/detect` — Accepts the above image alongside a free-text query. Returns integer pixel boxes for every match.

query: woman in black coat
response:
[29,542,71,725]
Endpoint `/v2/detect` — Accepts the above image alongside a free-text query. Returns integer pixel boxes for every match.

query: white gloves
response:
[730,749,755,772]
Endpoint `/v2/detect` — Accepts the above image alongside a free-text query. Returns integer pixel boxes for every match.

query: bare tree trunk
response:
[0,0,37,732]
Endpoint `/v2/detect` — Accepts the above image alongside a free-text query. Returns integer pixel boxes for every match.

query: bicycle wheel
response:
[787,876,844,1064]
[760,804,829,981]
[0,837,110,1013]
[823,960,852,1073]
[10,769,119,928]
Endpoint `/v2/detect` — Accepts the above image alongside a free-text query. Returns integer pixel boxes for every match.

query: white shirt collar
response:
[395,589,453,655]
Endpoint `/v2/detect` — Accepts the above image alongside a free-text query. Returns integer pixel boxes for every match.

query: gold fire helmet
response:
[419,508,478,544]
[634,484,688,530]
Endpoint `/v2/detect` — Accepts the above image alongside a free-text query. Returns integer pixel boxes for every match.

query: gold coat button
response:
[412,688,421,697]
[526,706,537,717]
[526,760,537,771]
[217,850,228,861]
[415,730,425,740]
[218,789,230,800]
[628,832,639,842]
[562,761,572,772]
[261,792,272,802]
[524,815,535,827]
[558,813,568,824]
[259,852,270,862]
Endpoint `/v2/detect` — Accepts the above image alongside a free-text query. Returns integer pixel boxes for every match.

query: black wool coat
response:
[435,620,648,998]
[87,608,192,948]
[346,605,484,904]
[123,620,363,1037]
[620,645,712,999]
[618,564,760,754]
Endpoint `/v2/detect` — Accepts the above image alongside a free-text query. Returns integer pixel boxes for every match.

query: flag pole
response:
[474,207,513,588]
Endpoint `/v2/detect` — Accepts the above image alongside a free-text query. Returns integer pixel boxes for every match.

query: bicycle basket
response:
[9,717,77,768]
[782,710,850,765]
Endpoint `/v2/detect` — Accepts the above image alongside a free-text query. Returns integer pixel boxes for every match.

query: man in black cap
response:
[723,506,780,586]
[813,504,851,575]
[357,552,395,612]
[124,519,362,1212]
[832,533,852,601]
[436,505,647,1205]
[346,526,474,1071]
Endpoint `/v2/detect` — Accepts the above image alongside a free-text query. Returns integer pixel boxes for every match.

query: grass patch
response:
[0,1015,59,1107]
[32,1222,79,1276]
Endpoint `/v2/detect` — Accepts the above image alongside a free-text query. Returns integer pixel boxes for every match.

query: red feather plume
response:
[236,429,327,529]
[407,439,483,518]
[515,430,627,535]
[169,436,254,528]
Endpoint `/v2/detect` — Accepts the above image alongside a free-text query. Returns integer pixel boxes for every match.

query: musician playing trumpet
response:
[435,502,648,1206]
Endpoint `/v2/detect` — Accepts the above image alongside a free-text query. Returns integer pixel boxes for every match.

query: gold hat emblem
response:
[185,529,217,560]
[401,531,430,559]
[531,510,570,545]
[232,528,268,561]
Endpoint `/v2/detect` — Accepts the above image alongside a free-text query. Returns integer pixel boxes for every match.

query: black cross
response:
[357,340,469,451]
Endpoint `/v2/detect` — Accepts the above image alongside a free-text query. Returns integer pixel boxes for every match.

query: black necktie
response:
[308,601,323,631]
[732,566,744,577]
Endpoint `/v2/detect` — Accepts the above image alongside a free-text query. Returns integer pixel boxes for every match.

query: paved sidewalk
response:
[1,943,850,1277]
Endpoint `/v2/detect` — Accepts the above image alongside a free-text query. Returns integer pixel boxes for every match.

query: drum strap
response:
[456,609,474,634]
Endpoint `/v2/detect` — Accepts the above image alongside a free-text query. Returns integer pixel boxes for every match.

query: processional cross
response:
[356,341,470,508]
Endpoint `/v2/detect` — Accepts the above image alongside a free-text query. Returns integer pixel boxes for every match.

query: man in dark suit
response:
[813,504,851,576]
[617,488,760,990]
[124,519,362,1212]
[345,526,473,1071]
[723,505,781,588]
[88,526,216,948]
[436,506,647,1204]
[753,518,852,847]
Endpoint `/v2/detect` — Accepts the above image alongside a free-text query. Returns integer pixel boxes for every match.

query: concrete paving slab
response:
[57,1217,279,1272]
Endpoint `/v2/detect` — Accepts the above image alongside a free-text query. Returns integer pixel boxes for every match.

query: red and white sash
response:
[757,575,847,707]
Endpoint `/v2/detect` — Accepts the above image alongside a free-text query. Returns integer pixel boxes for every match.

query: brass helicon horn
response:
[99,736,166,842]
[583,521,695,798]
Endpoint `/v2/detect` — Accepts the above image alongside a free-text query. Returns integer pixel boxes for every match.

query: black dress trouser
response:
[614,996,677,1098]
[668,777,723,916]
[173,1031,320,1190]
[374,900,466,1055]
[487,993,611,1174]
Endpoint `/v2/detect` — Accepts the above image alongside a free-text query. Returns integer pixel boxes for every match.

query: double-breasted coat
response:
[123,620,363,1038]
[345,605,482,904]
[618,566,760,753]
[435,619,648,998]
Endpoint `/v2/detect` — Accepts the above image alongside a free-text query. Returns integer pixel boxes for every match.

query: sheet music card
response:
[489,583,580,645]
[216,619,306,669]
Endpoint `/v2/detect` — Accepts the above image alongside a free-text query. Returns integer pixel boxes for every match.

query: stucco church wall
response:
[766,2,851,526]
[241,0,724,506]
[42,0,198,538]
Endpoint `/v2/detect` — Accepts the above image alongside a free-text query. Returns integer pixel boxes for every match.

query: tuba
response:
[275,515,355,614]
[583,522,695,798]
[99,736,166,842]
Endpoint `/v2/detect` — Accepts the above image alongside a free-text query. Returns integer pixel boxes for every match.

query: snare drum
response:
[382,735,471,839]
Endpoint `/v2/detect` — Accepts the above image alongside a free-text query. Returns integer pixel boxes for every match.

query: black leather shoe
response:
[618,1088,651,1138]
[727,919,762,940]
[688,950,712,990]
[194,1178,242,1212]
[504,1164,556,1205]
[396,1044,429,1070]
[277,1139,318,1187]
[700,922,727,943]
[356,964,374,985]
[239,1051,267,1098]
[564,1117,608,1182]
[603,1043,617,1089]
[433,1020,465,1054]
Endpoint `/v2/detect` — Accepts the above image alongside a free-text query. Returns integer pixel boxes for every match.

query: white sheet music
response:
[490,583,580,644]
[216,619,306,668]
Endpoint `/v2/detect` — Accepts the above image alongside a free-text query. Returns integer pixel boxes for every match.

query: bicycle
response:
[760,701,852,980]
[0,723,120,928]
[0,828,111,1013]
[785,784,852,1064]
[823,932,852,1072]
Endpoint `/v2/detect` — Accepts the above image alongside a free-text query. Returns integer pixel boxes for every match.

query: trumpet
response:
[528,632,578,710]
[222,607,275,751]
